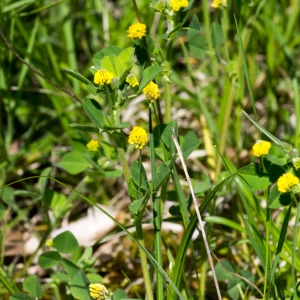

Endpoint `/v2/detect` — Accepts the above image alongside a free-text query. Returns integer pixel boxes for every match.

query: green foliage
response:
[2,0,300,299]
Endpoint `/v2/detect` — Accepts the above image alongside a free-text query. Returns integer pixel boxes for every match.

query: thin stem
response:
[263,208,271,299]
[135,217,154,300]
[292,195,300,300]
[149,102,164,299]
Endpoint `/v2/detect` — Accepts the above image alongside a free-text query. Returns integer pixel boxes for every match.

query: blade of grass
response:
[234,15,258,124]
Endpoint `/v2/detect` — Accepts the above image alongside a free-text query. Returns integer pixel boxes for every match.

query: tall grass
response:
[1,0,300,299]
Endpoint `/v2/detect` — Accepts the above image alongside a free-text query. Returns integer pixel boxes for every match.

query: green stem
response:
[292,195,300,300]
[135,215,154,300]
[149,103,164,299]
[0,266,18,294]
[163,73,171,124]
[263,208,271,299]
[106,86,115,126]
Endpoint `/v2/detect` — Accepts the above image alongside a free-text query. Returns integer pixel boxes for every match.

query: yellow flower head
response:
[126,73,139,87]
[211,0,227,8]
[128,126,148,150]
[127,22,147,40]
[87,139,100,152]
[94,68,114,86]
[89,283,112,300]
[170,0,189,11]
[277,173,300,193]
[252,140,271,157]
[142,81,160,101]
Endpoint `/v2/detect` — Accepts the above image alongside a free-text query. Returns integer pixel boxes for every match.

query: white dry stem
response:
[171,129,222,300]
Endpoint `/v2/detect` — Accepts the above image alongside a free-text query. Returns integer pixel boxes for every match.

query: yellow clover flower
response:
[142,81,160,101]
[94,68,114,86]
[252,140,271,157]
[127,22,147,40]
[126,74,139,87]
[89,283,112,300]
[211,0,227,8]
[128,126,148,150]
[87,139,100,152]
[277,173,300,193]
[170,0,189,11]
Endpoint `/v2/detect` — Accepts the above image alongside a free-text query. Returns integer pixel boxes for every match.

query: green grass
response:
[1,0,300,299]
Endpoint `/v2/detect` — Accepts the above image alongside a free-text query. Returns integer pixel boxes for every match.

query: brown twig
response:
[0,27,81,103]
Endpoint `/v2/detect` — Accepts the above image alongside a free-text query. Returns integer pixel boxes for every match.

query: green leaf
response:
[129,199,144,215]
[137,65,163,93]
[87,83,98,95]
[103,122,130,131]
[69,123,99,133]
[215,260,235,281]
[43,189,72,219]
[62,68,92,85]
[103,169,123,178]
[86,273,103,283]
[70,272,90,299]
[8,293,33,300]
[38,251,61,269]
[101,55,122,78]
[205,216,246,234]
[38,167,51,196]
[61,257,81,277]
[53,231,79,254]
[0,186,15,204]
[266,143,288,166]
[238,163,271,191]
[82,98,105,129]
[51,271,71,282]
[109,132,127,150]
[23,276,42,298]
[118,47,134,67]
[161,121,177,154]
[182,131,200,159]
[268,184,292,209]
[211,22,224,50]
[154,163,170,190]
[61,151,89,174]
[101,48,134,79]
[187,16,207,59]
[130,160,149,191]
[93,46,123,67]
[113,289,129,300]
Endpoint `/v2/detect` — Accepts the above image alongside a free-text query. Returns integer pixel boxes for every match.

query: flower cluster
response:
[252,140,271,157]
[87,139,100,152]
[277,173,300,193]
[142,81,160,101]
[126,73,139,87]
[170,0,189,11]
[211,0,227,8]
[127,22,147,40]
[94,68,114,86]
[89,283,112,300]
[128,126,148,150]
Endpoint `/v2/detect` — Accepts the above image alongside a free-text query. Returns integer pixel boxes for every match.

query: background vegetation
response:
[1,0,300,299]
